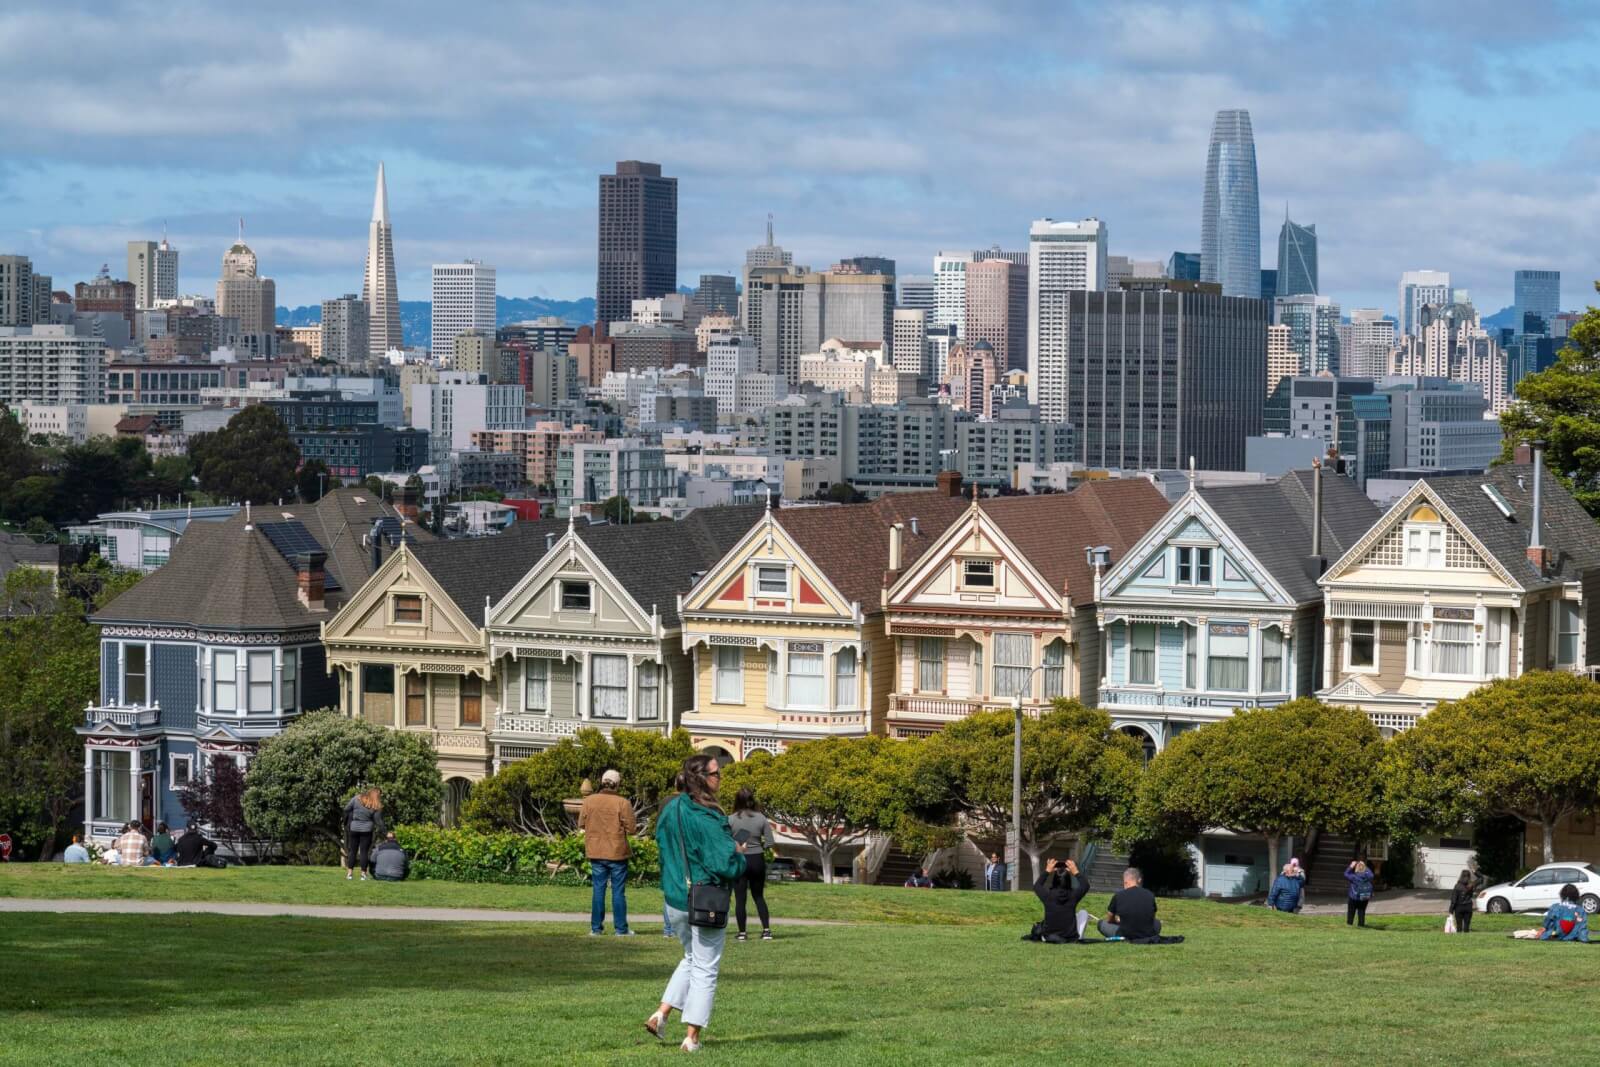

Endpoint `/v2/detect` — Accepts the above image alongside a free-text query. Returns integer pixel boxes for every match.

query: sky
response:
[3,0,1598,315]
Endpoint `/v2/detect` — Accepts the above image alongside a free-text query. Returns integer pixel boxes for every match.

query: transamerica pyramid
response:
[361,162,402,360]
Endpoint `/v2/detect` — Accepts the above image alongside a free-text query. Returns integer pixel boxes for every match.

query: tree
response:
[1498,281,1600,514]
[912,702,1143,878]
[597,495,654,523]
[1136,699,1387,875]
[296,459,338,503]
[241,711,444,855]
[177,757,270,860]
[188,405,300,504]
[1383,672,1600,864]
[815,481,867,504]
[464,727,692,835]
[720,735,914,884]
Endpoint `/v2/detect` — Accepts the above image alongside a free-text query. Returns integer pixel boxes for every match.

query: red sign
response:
[0,834,12,861]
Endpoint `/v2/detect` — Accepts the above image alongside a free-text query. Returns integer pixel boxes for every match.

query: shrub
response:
[1379,834,1416,889]
[1471,815,1526,886]
[393,825,661,886]
[1127,839,1199,896]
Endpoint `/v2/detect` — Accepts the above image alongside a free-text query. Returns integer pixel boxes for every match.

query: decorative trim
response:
[708,634,759,646]
[421,663,467,674]
[100,624,320,645]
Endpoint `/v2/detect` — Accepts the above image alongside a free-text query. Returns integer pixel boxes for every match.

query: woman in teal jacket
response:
[646,755,747,1053]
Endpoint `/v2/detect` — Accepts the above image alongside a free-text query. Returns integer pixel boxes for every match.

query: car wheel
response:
[1487,897,1510,914]
[1582,894,1600,915]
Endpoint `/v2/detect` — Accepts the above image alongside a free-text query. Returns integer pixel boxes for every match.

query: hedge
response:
[393,825,661,886]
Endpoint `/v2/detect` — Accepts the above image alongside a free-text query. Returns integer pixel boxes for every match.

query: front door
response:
[140,772,155,831]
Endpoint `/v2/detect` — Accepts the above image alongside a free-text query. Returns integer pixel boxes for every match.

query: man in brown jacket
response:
[579,768,637,935]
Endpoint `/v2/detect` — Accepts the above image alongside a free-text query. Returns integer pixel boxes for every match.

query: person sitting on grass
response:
[150,822,176,865]
[1267,863,1304,913]
[1539,884,1590,942]
[63,835,90,864]
[1024,857,1089,943]
[1098,867,1160,940]
[371,832,409,882]
[173,823,217,867]
[904,867,934,888]
[112,822,156,867]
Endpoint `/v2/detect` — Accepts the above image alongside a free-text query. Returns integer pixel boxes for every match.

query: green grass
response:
[3,867,1596,1064]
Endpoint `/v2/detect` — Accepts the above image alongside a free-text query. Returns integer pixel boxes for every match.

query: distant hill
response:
[275,296,597,348]
[1481,305,1517,332]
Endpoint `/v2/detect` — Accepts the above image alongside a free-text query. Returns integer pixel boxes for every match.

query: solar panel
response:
[374,516,419,547]
[258,521,342,590]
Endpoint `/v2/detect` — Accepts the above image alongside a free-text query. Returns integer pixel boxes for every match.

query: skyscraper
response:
[430,260,496,356]
[596,160,677,333]
[897,276,935,312]
[1345,309,1396,378]
[1513,269,1560,333]
[933,251,975,335]
[1275,215,1317,298]
[1397,270,1450,339]
[127,237,178,308]
[1027,218,1107,382]
[1167,251,1201,281]
[321,294,369,365]
[1200,109,1261,299]
[745,214,791,270]
[964,257,1027,374]
[215,228,273,336]
[1273,294,1341,376]
[363,162,402,360]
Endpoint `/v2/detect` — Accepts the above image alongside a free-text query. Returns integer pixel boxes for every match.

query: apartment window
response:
[123,644,148,705]
[1404,526,1444,569]
[560,581,592,612]
[993,634,1033,700]
[404,673,426,726]
[917,637,945,692]
[393,594,423,624]
[1208,624,1249,692]
[962,559,995,588]
[1431,621,1474,676]
[591,655,628,719]
[756,565,788,595]
[1042,639,1067,701]
[460,675,482,727]
[214,651,237,712]
[1557,601,1580,666]
[1262,627,1285,692]
[524,659,549,711]
[1176,547,1212,585]
[169,753,193,791]
[1184,626,1197,688]
[637,662,660,721]
[787,649,825,708]
[1348,621,1377,670]
[713,646,744,703]
[835,648,858,708]
[281,650,298,713]
[1129,624,1156,685]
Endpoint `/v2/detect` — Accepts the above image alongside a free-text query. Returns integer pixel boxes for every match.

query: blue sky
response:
[3,0,1597,315]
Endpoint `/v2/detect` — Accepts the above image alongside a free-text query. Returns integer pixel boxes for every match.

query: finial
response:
[1188,455,1196,490]
[764,485,772,511]
[568,508,575,533]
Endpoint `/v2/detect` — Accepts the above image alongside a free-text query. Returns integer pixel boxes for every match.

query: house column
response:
[353,667,363,721]
[1249,619,1261,697]
[83,748,95,825]
[1473,599,1487,678]
[627,656,638,723]
[580,651,592,720]
[1321,619,1334,691]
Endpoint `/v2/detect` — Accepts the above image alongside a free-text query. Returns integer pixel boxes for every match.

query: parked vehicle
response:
[766,857,820,883]
[1477,862,1600,914]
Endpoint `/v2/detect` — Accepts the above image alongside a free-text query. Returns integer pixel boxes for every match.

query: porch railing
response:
[83,703,160,728]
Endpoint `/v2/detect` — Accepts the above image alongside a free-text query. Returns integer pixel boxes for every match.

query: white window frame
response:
[1042,639,1067,701]
[712,646,744,704]
[993,633,1034,701]
[1261,625,1287,692]
[560,580,593,613]
[1556,599,1581,668]
[589,654,629,721]
[247,650,274,713]
[916,637,945,693]
[391,593,425,625]
[213,650,238,713]
[168,753,194,792]
[785,649,826,709]
[1345,619,1379,674]
[637,661,661,721]
[961,559,996,589]
[1427,617,1477,679]
[834,647,858,709]
[1207,624,1250,693]
[1404,525,1444,569]
[1175,546,1213,587]
[122,641,150,706]
[755,564,789,596]
[523,658,549,712]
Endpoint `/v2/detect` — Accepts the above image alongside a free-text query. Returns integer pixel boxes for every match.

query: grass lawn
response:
[2,868,1595,1065]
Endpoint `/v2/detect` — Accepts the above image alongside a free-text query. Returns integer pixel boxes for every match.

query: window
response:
[1042,639,1066,700]
[713,646,744,703]
[1557,601,1580,666]
[1485,610,1504,675]
[524,659,549,711]
[460,675,482,727]
[1262,627,1285,691]
[560,581,592,612]
[1176,547,1212,585]
[1184,626,1197,688]
[1431,621,1474,676]
[91,749,132,823]
[404,673,426,725]
[169,754,193,791]
[962,559,995,588]
[637,662,660,721]
[248,651,274,713]
[971,640,984,696]
[1208,624,1249,691]
[767,649,779,701]
[1348,621,1376,670]
[834,648,858,708]
[281,650,298,713]
[393,594,423,623]
[786,650,825,708]
[1404,526,1443,569]
[756,565,788,595]
[1129,624,1156,685]
[591,655,628,719]
[917,637,945,691]
[993,633,1033,700]
[214,651,237,712]
[124,644,147,705]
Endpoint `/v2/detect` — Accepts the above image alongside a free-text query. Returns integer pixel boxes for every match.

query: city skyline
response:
[3,2,1597,314]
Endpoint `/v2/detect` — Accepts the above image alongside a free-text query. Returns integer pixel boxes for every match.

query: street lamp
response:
[1007,663,1049,891]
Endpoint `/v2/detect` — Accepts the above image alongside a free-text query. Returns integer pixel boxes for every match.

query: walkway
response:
[0,898,838,925]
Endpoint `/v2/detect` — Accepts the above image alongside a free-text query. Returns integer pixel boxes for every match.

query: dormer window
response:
[756,565,789,595]
[393,594,423,623]
[1176,546,1212,585]
[963,559,995,588]
[560,581,592,612]
[1403,505,1444,568]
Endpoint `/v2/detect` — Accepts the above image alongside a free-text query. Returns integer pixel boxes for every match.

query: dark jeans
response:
[1097,918,1161,939]
[591,859,629,933]
[1453,908,1473,933]
[735,854,770,933]
[1347,898,1369,926]
[345,830,373,872]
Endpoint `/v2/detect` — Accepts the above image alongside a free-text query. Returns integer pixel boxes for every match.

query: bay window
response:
[1262,627,1285,691]
[1129,623,1156,685]
[91,749,132,823]
[993,633,1033,700]
[834,648,858,708]
[1042,639,1066,700]
[637,662,660,721]
[713,646,744,703]
[786,649,825,708]
[213,651,237,712]
[1207,624,1249,691]
[591,655,629,719]
[917,637,945,692]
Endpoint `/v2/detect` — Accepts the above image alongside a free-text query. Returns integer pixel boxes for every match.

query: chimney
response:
[1305,461,1327,582]
[936,470,963,498]
[888,522,904,570]
[545,531,557,552]
[1513,442,1533,464]
[370,517,385,572]
[397,484,420,523]
[295,550,327,611]
[909,516,920,536]
[1528,440,1548,575]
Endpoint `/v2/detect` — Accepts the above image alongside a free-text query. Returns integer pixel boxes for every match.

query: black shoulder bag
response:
[676,802,732,929]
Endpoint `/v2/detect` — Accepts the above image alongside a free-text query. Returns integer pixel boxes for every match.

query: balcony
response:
[83,703,160,729]
[1097,686,1290,712]
[493,713,667,740]
[887,694,1044,724]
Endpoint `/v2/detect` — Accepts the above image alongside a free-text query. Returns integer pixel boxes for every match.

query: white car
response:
[1477,861,1600,914]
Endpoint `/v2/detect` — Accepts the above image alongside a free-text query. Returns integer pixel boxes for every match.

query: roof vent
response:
[1481,483,1514,520]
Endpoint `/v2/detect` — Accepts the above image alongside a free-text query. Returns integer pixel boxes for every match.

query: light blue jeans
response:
[661,905,726,1028]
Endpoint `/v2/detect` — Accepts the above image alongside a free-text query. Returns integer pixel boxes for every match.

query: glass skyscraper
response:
[1200,109,1261,299]
[1513,269,1560,333]
[1276,217,1318,298]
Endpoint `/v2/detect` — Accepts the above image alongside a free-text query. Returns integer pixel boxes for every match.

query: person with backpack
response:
[1345,859,1376,927]
[1267,862,1304,913]
[644,755,746,1054]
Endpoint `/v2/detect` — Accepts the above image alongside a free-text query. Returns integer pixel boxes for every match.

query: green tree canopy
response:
[1383,671,1600,863]
[296,459,339,503]
[1499,281,1600,514]
[188,405,300,505]
[1137,699,1387,874]
[241,710,444,853]
[720,735,915,884]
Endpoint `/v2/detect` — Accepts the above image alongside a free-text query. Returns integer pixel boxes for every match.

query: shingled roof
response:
[774,490,971,607]
[304,487,435,592]
[1200,469,1379,603]
[1422,464,1600,589]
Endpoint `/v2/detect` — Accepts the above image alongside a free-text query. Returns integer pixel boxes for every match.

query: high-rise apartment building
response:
[127,239,178,308]
[1273,294,1341,375]
[891,307,930,379]
[0,324,107,405]
[430,260,495,356]
[1392,301,1510,414]
[0,255,50,326]
[1275,216,1317,298]
[898,276,935,313]
[362,163,402,360]
[964,257,1027,373]
[1031,280,1266,471]
[596,160,677,333]
[410,371,526,465]
[1266,323,1296,397]
[1513,269,1560,333]
[1027,217,1107,381]
[744,214,791,270]
[321,295,368,365]
[1345,309,1396,378]
[742,265,894,385]
[933,251,975,336]
[1397,270,1451,339]
[1200,109,1261,299]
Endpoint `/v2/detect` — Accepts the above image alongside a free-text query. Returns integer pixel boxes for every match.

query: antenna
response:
[238,217,244,243]
[766,213,774,246]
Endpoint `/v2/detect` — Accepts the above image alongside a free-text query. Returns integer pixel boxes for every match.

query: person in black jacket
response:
[1023,857,1089,942]
[1448,869,1475,932]
[173,824,217,866]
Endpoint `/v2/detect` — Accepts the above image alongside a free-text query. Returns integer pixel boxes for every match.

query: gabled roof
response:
[1422,464,1600,588]
[303,488,435,591]
[773,491,971,607]
[1199,470,1379,603]
[977,480,1171,600]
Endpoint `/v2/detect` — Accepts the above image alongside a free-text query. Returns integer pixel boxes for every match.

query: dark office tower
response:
[692,274,737,315]
[1200,109,1261,299]
[1276,215,1318,298]
[1167,251,1201,282]
[1513,269,1560,334]
[596,160,677,335]
[1259,269,1278,300]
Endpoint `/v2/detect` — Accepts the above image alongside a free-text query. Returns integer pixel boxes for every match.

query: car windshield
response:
[1584,863,1599,875]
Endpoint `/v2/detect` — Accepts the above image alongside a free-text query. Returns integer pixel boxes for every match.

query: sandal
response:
[645,1013,666,1040]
